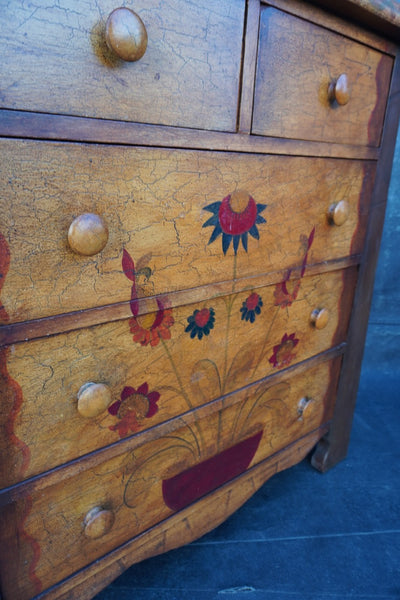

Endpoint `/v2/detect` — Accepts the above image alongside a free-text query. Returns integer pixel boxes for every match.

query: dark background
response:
[96,125,400,599]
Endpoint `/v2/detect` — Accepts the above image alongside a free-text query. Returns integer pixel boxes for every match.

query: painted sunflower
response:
[203,190,267,255]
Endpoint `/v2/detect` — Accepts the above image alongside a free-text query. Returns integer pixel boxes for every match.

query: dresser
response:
[0,1,399,599]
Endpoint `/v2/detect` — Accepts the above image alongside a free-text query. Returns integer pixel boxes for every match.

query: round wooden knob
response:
[68,213,109,256]
[84,507,115,539]
[77,382,112,418]
[328,200,350,226]
[297,396,313,418]
[310,308,330,330]
[328,73,350,105]
[105,7,148,62]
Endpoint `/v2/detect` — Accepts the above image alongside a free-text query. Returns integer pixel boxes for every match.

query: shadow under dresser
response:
[0,1,399,598]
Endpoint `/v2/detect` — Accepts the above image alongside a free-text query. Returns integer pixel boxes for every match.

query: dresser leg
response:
[311,404,354,473]
[311,435,338,472]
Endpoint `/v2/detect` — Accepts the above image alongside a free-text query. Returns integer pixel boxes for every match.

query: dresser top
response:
[313,0,400,39]
[351,0,400,24]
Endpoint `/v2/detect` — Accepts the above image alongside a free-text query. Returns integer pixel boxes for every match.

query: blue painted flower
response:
[185,307,215,340]
[203,190,267,255]
[240,292,263,323]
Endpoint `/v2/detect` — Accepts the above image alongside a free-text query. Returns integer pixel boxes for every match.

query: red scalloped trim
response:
[1,232,41,591]
[18,496,42,594]
[1,348,31,476]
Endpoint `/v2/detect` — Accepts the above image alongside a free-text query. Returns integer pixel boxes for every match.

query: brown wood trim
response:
[27,425,329,600]
[238,0,261,133]
[0,256,361,346]
[0,344,345,507]
[0,111,379,160]
[263,0,399,54]
[310,0,400,44]
[312,50,400,472]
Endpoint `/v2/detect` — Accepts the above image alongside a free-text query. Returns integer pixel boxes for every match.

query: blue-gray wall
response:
[363,124,400,374]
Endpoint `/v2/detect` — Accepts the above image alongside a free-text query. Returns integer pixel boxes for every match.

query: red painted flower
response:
[129,298,174,347]
[108,383,160,438]
[274,227,315,309]
[269,333,299,369]
[203,190,267,255]
[240,292,263,323]
[122,249,174,347]
[274,269,302,308]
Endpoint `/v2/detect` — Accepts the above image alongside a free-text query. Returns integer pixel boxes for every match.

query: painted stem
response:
[161,338,204,455]
[221,254,238,394]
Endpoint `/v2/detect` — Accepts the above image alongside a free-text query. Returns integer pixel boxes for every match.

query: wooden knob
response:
[68,213,109,256]
[310,308,330,330]
[77,382,112,418]
[297,396,313,418]
[105,7,148,62]
[328,200,350,226]
[84,507,115,539]
[328,73,350,105]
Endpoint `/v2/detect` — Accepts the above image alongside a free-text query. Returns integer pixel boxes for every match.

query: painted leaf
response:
[122,249,136,282]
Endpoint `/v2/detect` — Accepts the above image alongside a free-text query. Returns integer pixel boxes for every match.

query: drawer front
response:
[0,0,244,131]
[0,140,374,323]
[0,357,341,600]
[1,268,356,486]
[252,7,393,146]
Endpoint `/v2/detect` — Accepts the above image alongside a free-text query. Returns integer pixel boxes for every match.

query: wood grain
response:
[238,0,261,133]
[0,0,245,132]
[0,358,340,600]
[252,7,393,146]
[0,140,375,323]
[267,0,399,51]
[0,111,380,160]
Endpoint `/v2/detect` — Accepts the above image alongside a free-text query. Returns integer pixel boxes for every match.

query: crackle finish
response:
[0,1,399,599]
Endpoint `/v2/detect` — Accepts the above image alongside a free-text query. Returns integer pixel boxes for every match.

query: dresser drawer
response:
[252,7,393,146]
[1,268,356,486]
[0,0,244,131]
[0,357,341,600]
[0,139,374,323]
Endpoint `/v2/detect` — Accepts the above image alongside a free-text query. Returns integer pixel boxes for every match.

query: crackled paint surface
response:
[0,155,363,598]
[0,141,374,322]
[0,0,245,129]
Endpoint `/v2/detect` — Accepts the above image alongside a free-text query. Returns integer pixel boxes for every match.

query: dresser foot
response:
[311,434,348,473]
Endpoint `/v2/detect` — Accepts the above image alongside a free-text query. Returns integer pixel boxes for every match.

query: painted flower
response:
[240,292,263,323]
[185,307,215,340]
[274,269,301,308]
[203,190,267,255]
[108,383,160,438]
[129,298,174,347]
[269,333,299,369]
[122,248,174,347]
[274,227,316,309]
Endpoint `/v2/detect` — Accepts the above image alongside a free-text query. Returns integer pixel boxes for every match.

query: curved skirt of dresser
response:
[36,425,328,600]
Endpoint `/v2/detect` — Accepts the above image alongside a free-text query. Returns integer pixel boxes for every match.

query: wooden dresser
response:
[1,1,399,598]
